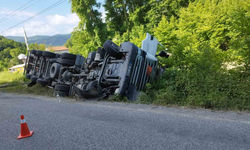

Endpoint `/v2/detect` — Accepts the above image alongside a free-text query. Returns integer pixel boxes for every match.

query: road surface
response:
[0,92,250,150]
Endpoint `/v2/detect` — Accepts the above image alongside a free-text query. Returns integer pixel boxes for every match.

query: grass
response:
[0,71,28,85]
[0,71,53,96]
[0,84,54,97]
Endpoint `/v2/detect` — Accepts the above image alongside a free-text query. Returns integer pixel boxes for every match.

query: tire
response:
[59,58,75,66]
[36,50,43,56]
[86,52,96,65]
[49,63,61,79]
[86,80,98,90]
[30,50,37,55]
[54,91,69,97]
[81,84,88,90]
[55,84,70,92]
[30,76,38,82]
[42,51,56,58]
[61,53,76,60]
[26,74,32,79]
[103,40,123,58]
[37,78,49,86]
[28,56,34,62]
[98,47,106,59]
[50,63,61,79]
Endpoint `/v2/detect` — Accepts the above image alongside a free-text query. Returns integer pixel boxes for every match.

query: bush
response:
[141,66,250,110]
[137,0,250,110]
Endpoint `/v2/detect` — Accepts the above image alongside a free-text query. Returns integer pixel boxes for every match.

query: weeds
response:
[0,84,54,97]
[0,71,53,96]
[0,71,28,85]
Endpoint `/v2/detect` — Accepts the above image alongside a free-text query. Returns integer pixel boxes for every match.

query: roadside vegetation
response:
[0,36,46,71]
[0,71,53,96]
[66,0,250,110]
[0,71,27,85]
[0,84,54,97]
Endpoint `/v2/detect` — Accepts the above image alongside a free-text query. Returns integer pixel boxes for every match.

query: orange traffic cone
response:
[17,115,34,139]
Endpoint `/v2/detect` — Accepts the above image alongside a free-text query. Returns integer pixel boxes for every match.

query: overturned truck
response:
[24,33,169,100]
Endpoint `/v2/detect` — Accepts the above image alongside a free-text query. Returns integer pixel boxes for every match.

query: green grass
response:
[0,84,54,97]
[0,71,28,85]
[0,71,53,96]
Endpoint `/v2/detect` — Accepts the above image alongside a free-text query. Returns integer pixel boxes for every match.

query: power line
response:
[0,0,35,22]
[0,0,42,23]
[0,0,67,34]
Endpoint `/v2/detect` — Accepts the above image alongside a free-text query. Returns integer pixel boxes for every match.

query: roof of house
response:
[49,46,69,51]
[9,64,25,69]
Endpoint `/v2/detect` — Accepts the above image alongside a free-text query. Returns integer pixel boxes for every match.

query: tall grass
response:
[0,71,28,84]
[0,71,53,96]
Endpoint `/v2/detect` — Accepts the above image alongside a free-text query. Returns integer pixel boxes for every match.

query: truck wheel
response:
[37,78,49,86]
[103,40,123,58]
[28,56,34,63]
[36,50,43,56]
[98,47,106,59]
[26,74,32,79]
[42,51,56,58]
[59,58,75,66]
[86,52,96,65]
[61,53,76,60]
[30,50,37,55]
[50,63,61,79]
[55,84,70,92]
[30,76,38,82]
[86,80,98,90]
[81,84,88,90]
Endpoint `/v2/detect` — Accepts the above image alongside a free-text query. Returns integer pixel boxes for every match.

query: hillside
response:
[0,36,26,71]
[6,34,71,46]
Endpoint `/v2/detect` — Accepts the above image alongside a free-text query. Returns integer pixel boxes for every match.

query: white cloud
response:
[1,13,80,36]
[24,21,57,36]
[4,21,56,36]
[46,13,80,25]
[0,7,35,18]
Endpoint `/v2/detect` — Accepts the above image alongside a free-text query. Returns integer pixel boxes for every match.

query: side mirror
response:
[156,51,169,58]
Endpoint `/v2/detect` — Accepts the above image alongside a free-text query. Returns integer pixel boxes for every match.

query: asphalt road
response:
[0,92,250,150]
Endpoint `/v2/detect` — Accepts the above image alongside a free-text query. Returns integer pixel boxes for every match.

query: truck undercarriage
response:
[24,33,169,100]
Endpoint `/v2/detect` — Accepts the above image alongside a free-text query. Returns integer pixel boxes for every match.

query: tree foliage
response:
[29,43,46,50]
[0,36,26,71]
[68,0,250,109]
[144,0,250,109]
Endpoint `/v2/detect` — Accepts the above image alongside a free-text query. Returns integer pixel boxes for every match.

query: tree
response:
[70,29,102,57]
[39,44,46,50]
[0,37,26,71]
[70,0,107,55]
[29,43,35,50]
[70,0,106,37]
[64,39,73,48]
[145,0,194,30]
[104,0,150,36]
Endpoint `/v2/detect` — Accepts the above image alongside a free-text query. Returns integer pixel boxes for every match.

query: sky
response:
[0,0,104,37]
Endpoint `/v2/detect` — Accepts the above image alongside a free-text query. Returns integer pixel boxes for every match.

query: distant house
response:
[46,46,69,54]
[9,64,25,73]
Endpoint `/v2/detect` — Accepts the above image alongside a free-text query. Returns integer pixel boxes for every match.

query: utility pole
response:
[23,27,29,75]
